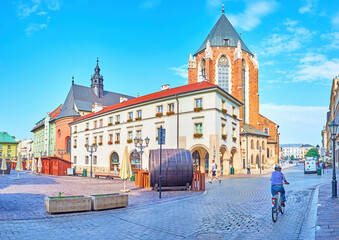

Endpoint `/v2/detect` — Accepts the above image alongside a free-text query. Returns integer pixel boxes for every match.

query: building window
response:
[130,152,141,171]
[218,56,229,93]
[85,156,89,164]
[222,124,226,135]
[222,100,226,109]
[109,116,113,124]
[232,106,236,115]
[73,156,77,164]
[262,141,265,150]
[195,123,202,134]
[168,103,174,112]
[73,139,77,147]
[109,134,113,142]
[94,136,97,144]
[264,128,269,135]
[116,133,120,141]
[257,140,259,149]
[242,59,246,122]
[99,119,103,128]
[0,144,2,149]
[137,130,142,139]
[157,105,163,113]
[128,131,133,140]
[86,122,89,129]
[66,138,71,153]
[86,138,89,145]
[116,115,120,123]
[8,145,11,149]
[201,59,206,78]
[251,140,254,149]
[195,98,202,108]
[93,156,97,165]
[110,152,119,172]
[94,121,97,129]
[128,112,133,120]
[99,136,103,144]
[137,110,142,118]
[74,126,77,132]
[232,128,236,138]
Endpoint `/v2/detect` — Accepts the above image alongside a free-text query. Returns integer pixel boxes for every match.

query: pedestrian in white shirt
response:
[209,160,221,184]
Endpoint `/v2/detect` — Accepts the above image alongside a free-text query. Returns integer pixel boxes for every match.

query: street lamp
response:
[316,144,320,168]
[58,149,67,159]
[133,136,150,169]
[329,120,338,198]
[86,144,97,177]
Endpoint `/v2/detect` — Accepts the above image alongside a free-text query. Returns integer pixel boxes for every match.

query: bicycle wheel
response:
[272,209,278,222]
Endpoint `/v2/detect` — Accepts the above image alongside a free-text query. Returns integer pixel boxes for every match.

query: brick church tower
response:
[188,10,280,164]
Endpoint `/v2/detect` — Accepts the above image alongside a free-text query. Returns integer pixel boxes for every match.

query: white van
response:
[304,157,317,174]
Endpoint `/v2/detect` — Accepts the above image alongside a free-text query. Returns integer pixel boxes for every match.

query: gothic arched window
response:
[218,56,229,92]
[201,59,206,78]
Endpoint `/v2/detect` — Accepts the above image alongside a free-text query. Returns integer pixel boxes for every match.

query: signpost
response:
[158,126,166,199]
[321,147,325,157]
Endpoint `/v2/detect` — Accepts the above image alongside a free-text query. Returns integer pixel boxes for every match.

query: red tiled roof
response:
[72,82,226,124]
[31,104,63,132]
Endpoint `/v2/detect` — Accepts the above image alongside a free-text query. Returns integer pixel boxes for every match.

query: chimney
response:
[120,96,128,103]
[161,84,170,91]
[92,102,103,113]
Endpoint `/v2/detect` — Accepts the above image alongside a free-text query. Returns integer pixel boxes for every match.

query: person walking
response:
[209,160,221,183]
[247,163,251,174]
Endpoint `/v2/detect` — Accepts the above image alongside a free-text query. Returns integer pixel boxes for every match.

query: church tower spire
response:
[91,58,104,98]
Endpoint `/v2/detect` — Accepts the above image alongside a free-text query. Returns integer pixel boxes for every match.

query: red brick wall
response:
[258,115,279,163]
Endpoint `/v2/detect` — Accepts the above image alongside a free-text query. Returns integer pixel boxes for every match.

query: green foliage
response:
[57,192,64,198]
[290,155,294,160]
[305,148,319,158]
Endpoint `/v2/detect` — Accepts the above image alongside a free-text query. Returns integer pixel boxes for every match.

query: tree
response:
[290,155,294,160]
[305,148,319,158]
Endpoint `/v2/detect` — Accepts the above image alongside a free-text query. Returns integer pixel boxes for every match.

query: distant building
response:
[17,139,33,160]
[0,132,18,160]
[280,144,314,159]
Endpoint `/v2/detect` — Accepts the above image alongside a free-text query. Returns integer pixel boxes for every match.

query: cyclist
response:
[271,166,289,206]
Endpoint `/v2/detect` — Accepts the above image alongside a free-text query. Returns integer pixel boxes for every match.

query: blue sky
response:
[0,0,338,146]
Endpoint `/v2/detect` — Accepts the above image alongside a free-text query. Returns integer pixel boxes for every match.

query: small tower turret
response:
[91,58,104,98]
[188,53,197,84]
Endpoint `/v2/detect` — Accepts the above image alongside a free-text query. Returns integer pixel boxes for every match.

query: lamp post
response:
[58,149,67,159]
[316,144,320,168]
[86,144,97,177]
[329,121,338,198]
[133,137,150,169]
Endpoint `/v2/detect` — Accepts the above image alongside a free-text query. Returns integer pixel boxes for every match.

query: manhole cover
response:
[196,233,223,240]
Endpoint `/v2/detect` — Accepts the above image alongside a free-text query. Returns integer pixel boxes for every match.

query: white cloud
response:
[321,32,339,50]
[169,64,188,78]
[299,0,313,14]
[17,0,41,17]
[228,1,278,31]
[261,60,275,66]
[259,19,316,56]
[331,12,339,28]
[37,11,48,15]
[293,54,339,82]
[260,103,327,145]
[139,0,161,9]
[26,23,47,36]
[47,0,61,11]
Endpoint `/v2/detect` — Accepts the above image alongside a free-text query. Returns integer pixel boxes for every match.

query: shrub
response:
[127,119,133,122]
[108,123,113,126]
[193,133,203,138]
[107,141,113,145]
[85,128,89,131]
[194,107,203,112]
[232,114,237,118]
[115,121,120,124]
[156,112,163,117]
[222,109,227,114]
[73,145,77,148]
[222,134,227,140]
[166,111,175,116]
[135,117,141,121]
[233,137,237,142]
[115,140,120,144]
[127,139,133,143]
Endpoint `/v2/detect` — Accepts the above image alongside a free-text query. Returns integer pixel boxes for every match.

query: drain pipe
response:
[175,94,179,149]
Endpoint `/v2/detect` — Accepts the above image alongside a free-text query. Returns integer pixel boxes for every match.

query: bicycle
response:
[272,190,284,222]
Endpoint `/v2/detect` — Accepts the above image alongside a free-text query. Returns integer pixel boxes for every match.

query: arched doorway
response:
[110,152,119,173]
[192,150,201,172]
[230,148,237,168]
[220,146,228,175]
[130,151,141,172]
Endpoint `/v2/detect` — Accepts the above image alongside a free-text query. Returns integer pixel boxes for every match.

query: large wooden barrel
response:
[149,149,193,187]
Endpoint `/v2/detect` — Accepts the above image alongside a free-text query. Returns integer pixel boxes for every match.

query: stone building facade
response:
[70,82,242,176]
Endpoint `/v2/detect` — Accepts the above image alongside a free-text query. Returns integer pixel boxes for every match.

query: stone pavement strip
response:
[0,166,335,240]
[316,183,339,240]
